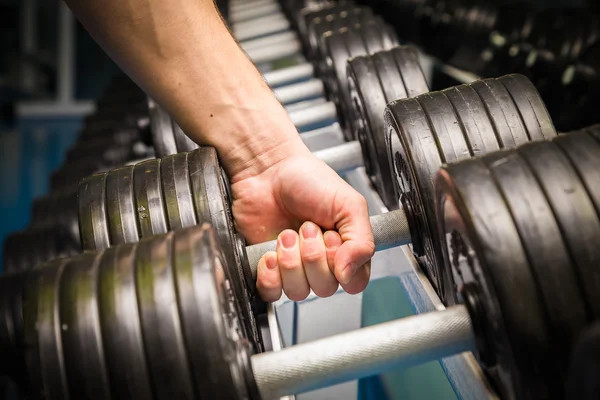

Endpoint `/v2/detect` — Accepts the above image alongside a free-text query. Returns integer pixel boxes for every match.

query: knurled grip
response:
[246,209,412,279]
[251,305,475,398]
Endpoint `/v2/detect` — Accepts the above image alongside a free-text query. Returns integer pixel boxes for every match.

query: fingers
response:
[299,222,338,298]
[256,251,282,302]
[277,229,310,301]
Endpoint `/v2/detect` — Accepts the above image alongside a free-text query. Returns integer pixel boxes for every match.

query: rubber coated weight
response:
[441,85,500,155]
[59,253,111,399]
[551,131,600,318]
[135,233,196,399]
[435,158,556,400]
[497,74,555,141]
[517,140,600,318]
[160,152,198,231]
[98,243,154,399]
[470,78,527,148]
[0,273,27,383]
[482,149,588,373]
[78,173,111,251]
[133,159,169,239]
[105,166,140,246]
[347,46,429,210]
[24,259,70,399]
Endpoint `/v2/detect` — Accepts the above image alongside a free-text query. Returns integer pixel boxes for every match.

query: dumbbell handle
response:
[246,209,411,279]
[313,140,364,174]
[251,305,475,398]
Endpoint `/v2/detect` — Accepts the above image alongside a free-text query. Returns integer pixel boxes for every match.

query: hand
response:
[230,147,375,302]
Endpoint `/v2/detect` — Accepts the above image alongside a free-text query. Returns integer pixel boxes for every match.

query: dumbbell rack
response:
[228,1,496,398]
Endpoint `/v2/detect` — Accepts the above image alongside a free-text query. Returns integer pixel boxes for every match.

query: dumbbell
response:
[5,128,600,398]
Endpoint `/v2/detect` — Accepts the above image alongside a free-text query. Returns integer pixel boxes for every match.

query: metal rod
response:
[251,306,475,399]
[246,41,302,65]
[300,123,344,151]
[313,140,363,174]
[234,17,291,42]
[230,2,281,23]
[57,2,75,103]
[274,79,325,105]
[240,31,296,51]
[263,63,315,88]
[246,209,412,278]
[288,102,337,132]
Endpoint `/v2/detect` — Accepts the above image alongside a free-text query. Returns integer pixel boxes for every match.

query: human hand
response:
[230,146,375,302]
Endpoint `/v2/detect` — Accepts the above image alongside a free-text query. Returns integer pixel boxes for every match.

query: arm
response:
[66,0,375,301]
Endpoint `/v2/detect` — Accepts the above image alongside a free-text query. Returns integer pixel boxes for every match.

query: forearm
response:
[65,0,306,179]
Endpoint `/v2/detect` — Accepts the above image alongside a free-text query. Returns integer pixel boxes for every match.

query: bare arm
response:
[65,0,303,180]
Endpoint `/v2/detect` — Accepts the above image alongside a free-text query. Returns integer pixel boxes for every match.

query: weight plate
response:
[98,243,153,399]
[59,253,111,399]
[160,152,198,231]
[0,273,27,382]
[78,173,111,251]
[384,98,450,301]
[148,98,177,158]
[196,147,262,351]
[435,158,556,400]
[24,258,70,399]
[187,149,213,224]
[105,165,140,246]
[298,3,347,45]
[442,85,500,155]
[553,130,600,318]
[133,159,169,238]
[391,46,429,99]
[517,140,600,318]
[416,91,471,164]
[470,78,528,148]
[497,74,556,141]
[482,149,588,372]
[173,122,198,153]
[172,224,250,398]
[134,233,195,399]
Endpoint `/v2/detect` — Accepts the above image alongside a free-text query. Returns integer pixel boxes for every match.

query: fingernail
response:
[324,232,341,250]
[301,222,319,239]
[341,262,358,284]
[266,256,277,270]
[281,232,296,249]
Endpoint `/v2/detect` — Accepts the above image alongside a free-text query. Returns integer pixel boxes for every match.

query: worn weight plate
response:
[416,91,471,164]
[482,149,588,372]
[133,159,169,238]
[187,149,212,224]
[59,253,111,399]
[78,173,111,251]
[98,243,153,399]
[298,3,347,45]
[553,131,600,318]
[435,158,556,400]
[518,140,600,318]
[0,273,27,382]
[384,98,451,302]
[173,224,251,398]
[134,233,195,399]
[470,78,528,148]
[160,152,197,231]
[442,85,500,155]
[23,258,70,399]
[148,98,177,158]
[497,74,556,141]
[196,147,262,351]
[105,165,139,246]
[173,122,198,153]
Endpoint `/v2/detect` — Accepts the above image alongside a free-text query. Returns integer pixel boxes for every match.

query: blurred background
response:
[1,0,600,271]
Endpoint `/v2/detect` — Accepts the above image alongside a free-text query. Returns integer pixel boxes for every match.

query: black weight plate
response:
[23,258,70,399]
[187,149,212,224]
[360,17,395,55]
[482,149,588,371]
[415,91,471,164]
[160,152,197,231]
[134,233,195,399]
[172,224,249,398]
[133,159,169,238]
[98,243,153,399]
[391,46,429,99]
[435,158,556,400]
[442,85,500,155]
[470,78,528,148]
[0,273,27,382]
[148,99,177,158]
[553,131,600,318]
[497,74,556,141]
[517,140,600,319]
[298,3,348,45]
[78,173,111,251]
[384,98,450,301]
[196,147,262,350]
[59,253,111,399]
[105,165,139,246]
[173,122,198,153]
